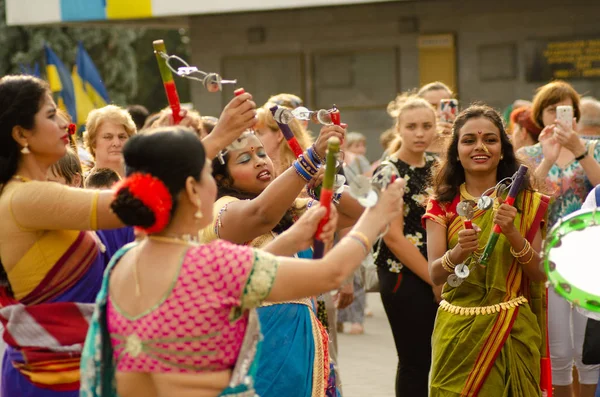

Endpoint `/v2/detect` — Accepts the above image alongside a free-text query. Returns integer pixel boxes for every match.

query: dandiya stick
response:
[330,105,341,126]
[153,40,183,125]
[478,165,528,267]
[269,106,303,158]
[313,137,340,259]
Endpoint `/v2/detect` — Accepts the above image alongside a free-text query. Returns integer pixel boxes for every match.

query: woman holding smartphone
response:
[518,80,600,397]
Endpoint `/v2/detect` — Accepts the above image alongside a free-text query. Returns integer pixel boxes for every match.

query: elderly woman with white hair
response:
[84,105,137,178]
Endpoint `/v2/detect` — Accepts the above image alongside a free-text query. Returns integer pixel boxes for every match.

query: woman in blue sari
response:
[200,122,362,397]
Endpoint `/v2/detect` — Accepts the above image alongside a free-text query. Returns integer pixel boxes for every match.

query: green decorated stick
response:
[313,137,340,258]
[153,40,183,124]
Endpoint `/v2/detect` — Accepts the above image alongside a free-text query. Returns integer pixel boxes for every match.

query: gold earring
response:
[500,154,504,160]
[21,144,30,154]
[194,198,203,220]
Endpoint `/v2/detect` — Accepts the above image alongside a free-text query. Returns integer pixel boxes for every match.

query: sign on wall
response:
[6,0,397,25]
[525,37,600,82]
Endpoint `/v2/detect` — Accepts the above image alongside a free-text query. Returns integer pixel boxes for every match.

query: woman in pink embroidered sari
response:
[79,127,406,397]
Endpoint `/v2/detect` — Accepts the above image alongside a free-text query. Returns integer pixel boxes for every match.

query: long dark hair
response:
[432,104,532,204]
[0,76,50,185]
[212,152,295,235]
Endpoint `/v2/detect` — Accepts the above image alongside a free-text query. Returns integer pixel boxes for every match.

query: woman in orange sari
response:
[423,105,550,396]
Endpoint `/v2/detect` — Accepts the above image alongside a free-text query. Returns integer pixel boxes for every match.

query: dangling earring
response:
[500,154,504,160]
[21,144,30,154]
[194,198,203,220]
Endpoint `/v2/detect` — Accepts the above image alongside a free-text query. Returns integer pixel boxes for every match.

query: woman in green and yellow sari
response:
[423,105,551,396]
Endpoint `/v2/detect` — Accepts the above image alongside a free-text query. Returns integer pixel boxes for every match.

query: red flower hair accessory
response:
[68,123,77,135]
[113,173,173,234]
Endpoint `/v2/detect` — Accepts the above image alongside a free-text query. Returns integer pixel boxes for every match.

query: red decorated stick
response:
[153,40,183,125]
[313,137,340,258]
[329,105,346,145]
[330,106,341,126]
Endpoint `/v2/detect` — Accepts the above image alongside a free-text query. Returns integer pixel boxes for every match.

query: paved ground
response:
[337,293,396,397]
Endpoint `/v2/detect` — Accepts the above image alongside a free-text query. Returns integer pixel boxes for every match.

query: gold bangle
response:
[348,231,371,251]
[517,248,535,265]
[510,239,531,258]
[445,250,456,268]
[441,251,456,273]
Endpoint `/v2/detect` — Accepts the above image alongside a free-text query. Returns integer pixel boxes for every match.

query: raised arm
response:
[10,181,122,231]
[202,92,257,159]
[217,125,345,244]
[217,165,315,244]
[554,119,600,186]
[265,179,405,302]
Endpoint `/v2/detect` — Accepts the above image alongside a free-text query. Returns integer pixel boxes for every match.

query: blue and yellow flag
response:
[74,42,109,107]
[72,42,110,125]
[44,45,77,124]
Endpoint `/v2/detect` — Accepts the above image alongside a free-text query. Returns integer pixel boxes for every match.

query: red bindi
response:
[477,131,482,135]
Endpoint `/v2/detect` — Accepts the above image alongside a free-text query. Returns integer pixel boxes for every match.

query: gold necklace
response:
[12,175,30,182]
[135,236,198,296]
[147,235,199,246]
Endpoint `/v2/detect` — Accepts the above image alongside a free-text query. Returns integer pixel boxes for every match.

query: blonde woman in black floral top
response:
[374,94,441,397]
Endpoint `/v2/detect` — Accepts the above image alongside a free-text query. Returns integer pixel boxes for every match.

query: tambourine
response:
[543,208,600,313]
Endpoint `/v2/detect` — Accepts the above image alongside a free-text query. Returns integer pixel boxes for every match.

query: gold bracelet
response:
[441,251,456,273]
[517,247,535,265]
[510,239,531,258]
[446,250,457,268]
[348,231,371,251]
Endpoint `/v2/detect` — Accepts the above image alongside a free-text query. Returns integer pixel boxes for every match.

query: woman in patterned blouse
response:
[373,94,441,397]
[517,80,600,397]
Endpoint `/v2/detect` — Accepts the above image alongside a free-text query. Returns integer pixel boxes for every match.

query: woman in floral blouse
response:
[517,80,600,397]
[373,94,441,397]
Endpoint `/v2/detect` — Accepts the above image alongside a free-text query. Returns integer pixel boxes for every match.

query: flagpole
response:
[153,40,183,125]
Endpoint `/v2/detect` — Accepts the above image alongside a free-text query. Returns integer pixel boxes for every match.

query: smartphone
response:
[440,99,458,123]
[556,105,573,130]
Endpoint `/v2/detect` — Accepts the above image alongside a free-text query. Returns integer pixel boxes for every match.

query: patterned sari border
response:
[21,232,98,305]
[309,309,326,397]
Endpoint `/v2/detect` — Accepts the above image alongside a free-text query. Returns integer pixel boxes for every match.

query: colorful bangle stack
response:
[347,231,371,254]
[441,251,456,273]
[307,145,323,165]
[293,151,321,183]
[510,239,534,265]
